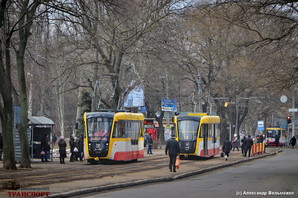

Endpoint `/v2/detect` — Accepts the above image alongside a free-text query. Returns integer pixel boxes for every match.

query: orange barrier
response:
[251,143,265,156]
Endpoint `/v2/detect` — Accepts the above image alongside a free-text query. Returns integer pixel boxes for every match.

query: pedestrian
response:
[69,136,75,162]
[58,136,67,164]
[244,135,254,157]
[41,134,50,162]
[241,135,246,156]
[77,134,84,161]
[222,138,232,161]
[257,133,264,143]
[52,134,57,146]
[165,134,180,172]
[0,133,3,161]
[289,136,296,149]
[144,132,149,147]
[275,134,280,148]
[232,136,240,151]
[147,133,153,154]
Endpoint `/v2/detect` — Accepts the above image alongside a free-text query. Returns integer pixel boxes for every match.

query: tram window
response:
[200,124,208,138]
[208,124,213,137]
[267,130,280,138]
[113,121,125,138]
[212,124,218,143]
[113,121,141,138]
[178,120,198,140]
[87,117,112,141]
[125,121,141,139]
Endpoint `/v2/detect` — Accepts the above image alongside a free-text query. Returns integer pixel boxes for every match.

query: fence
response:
[251,143,265,156]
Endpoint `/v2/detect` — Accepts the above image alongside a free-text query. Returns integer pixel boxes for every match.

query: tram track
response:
[0,152,202,190]
[0,155,183,188]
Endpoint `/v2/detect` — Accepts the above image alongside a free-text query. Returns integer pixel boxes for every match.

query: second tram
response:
[265,127,287,146]
[174,113,221,158]
[84,111,145,163]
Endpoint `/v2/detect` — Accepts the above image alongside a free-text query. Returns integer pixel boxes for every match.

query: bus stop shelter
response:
[27,116,55,161]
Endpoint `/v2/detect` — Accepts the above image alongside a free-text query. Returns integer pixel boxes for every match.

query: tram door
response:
[202,124,208,156]
[212,124,217,155]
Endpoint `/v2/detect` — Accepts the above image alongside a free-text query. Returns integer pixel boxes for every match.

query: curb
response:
[48,151,280,198]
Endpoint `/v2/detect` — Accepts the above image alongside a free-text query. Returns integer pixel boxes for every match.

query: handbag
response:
[220,152,224,157]
[40,151,45,155]
[74,147,79,152]
[175,156,180,169]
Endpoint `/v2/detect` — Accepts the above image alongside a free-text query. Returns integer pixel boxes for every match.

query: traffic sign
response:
[257,120,264,131]
[289,108,298,112]
[161,99,177,112]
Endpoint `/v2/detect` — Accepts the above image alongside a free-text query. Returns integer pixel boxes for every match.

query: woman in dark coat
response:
[222,138,232,161]
[58,136,67,164]
[69,136,75,162]
[41,134,49,162]
[290,136,296,149]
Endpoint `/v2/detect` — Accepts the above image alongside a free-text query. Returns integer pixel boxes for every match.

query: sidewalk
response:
[0,147,279,198]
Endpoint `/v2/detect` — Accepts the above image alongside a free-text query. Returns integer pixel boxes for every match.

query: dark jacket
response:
[275,135,280,144]
[58,139,67,158]
[222,140,232,153]
[165,138,180,157]
[241,137,246,148]
[147,135,153,145]
[290,136,296,146]
[0,134,3,149]
[244,137,254,148]
[52,134,57,144]
[41,135,49,151]
[77,135,84,152]
[69,137,75,153]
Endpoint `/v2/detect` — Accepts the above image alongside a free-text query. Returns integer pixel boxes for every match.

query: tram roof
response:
[177,115,220,123]
[86,112,115,119]
[85,111,144,120]
[266,127,285,130]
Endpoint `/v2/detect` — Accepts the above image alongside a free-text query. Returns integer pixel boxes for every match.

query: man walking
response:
[165,134,180,172]
[244,135,254,157]
[275,134,280,148]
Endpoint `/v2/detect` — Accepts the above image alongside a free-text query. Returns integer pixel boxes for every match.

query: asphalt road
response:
[80,149,298,198]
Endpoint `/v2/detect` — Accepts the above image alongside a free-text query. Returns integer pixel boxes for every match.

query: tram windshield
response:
[267,129,280,138]
[178,120,199,141]
[87,117,112,141]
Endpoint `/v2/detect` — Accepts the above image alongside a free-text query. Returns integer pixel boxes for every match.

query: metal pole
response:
[235,97,239,139]
[229,123,232,141]
[292,88,296,137]
[197,76,202,113]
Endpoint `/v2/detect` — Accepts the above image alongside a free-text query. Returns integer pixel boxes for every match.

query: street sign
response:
[257,120,264,131]
[289,108,298,112]
[161,99,177,112]
[280,95,287,103]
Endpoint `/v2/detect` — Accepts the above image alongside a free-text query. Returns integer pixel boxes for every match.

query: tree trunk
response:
[0,97,17,170]
[57,77,65,137]
[0,39,17,169]
[16,47,31,168]
[15,0,33,168]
